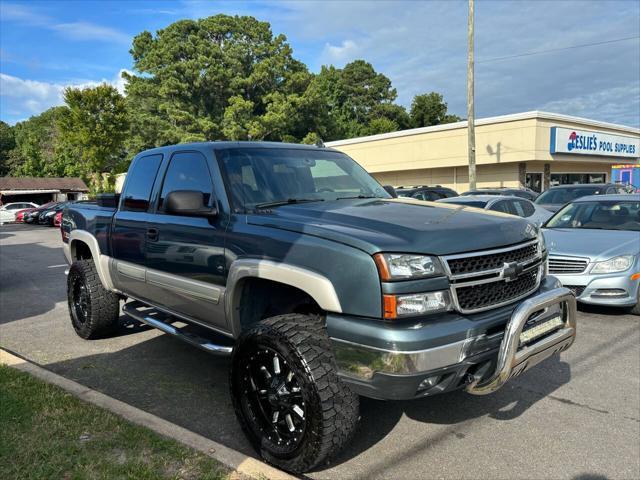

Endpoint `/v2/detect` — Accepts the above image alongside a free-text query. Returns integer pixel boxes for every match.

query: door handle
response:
[146,228,159,242]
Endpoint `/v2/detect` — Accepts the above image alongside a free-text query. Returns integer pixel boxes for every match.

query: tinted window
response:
[160,151,214,210]
[490,200,515,214]
[535,186,601,205]
[412,192,428,201]
[516,200,535,217]
[440,200,488,208]
[121,154,163,211]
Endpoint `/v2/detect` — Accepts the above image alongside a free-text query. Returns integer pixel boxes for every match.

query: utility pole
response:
[467,0,476,190]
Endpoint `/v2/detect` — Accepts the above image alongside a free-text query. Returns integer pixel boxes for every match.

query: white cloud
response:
[1,3,130,44]
[52,22,130,45]
[0,70,131,123]
[321,39,360,65]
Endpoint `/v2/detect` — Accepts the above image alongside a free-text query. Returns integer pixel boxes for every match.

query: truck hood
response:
[247,198,537,255]
[542,228,640,261]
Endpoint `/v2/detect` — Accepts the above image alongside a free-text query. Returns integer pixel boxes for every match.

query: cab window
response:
[121,154,163,211]
[159,151,214,211]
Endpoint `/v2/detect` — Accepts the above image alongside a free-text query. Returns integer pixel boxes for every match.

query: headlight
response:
[374,253,444,280]
[591,255,634,274]
[537,228,547,255]
[45,211,56,217]
[383,290,451,319]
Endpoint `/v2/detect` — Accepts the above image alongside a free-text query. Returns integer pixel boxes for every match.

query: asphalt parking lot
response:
[1,223,639,480]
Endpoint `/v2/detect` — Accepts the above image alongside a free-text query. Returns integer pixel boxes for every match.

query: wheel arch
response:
[68,230,115,291]
[225,259,342,337]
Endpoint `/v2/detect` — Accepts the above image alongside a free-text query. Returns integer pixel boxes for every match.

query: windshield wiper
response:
[335,195,379,200]
[254,198,324,209]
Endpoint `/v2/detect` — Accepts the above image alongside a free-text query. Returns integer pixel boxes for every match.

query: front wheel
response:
[230,313,359,473]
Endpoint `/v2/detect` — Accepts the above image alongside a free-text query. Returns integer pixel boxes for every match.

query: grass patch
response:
[0,365,230,480]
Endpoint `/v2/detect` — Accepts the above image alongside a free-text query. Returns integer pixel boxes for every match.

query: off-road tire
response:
[230,313,359,473]
[67,259,120,339]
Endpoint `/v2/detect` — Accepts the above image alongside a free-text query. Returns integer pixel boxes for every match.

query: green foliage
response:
[60,84,129,177]
[410,92,462,128]
[5,14,460,183]
[0,121,16,176]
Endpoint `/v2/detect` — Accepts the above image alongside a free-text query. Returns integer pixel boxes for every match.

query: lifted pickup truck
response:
[63,142,577,473]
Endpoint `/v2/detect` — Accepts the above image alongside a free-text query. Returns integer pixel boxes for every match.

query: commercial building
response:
[0,177,89,205]
[326,111,640,193]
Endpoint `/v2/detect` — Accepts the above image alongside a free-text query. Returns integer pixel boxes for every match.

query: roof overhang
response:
[0,189,61,195]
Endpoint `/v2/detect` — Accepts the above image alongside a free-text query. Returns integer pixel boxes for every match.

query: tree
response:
[9,107,75,177]
[0,121,16,176]
[410,92,461,128]
[125,15,316,147]
[312,60,407,139]
[59,84,129,181]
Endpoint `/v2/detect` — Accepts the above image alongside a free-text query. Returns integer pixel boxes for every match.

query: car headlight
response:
[374,253,444,280]
[537,228,547,255]
[383,291,452,319]
[591,255,635,274]
[45,211,56,217]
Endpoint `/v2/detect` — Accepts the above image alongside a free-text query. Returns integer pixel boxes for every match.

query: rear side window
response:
[490,200,515,215]
[159,151,214,210]
[517,200,535,217]
[121,154,163,211]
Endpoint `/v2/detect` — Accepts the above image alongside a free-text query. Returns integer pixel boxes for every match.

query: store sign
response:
[550,127,639,158]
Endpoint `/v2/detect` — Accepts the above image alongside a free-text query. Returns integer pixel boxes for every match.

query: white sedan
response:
[436,195,552,226]
[0,202,39,223]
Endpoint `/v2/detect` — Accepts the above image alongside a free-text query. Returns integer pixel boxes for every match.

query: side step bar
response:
[122,301,233,356]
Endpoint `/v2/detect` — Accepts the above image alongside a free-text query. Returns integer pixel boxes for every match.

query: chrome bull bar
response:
[466,287,577,395]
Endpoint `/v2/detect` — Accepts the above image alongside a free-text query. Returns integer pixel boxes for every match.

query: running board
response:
[122,301,233,356]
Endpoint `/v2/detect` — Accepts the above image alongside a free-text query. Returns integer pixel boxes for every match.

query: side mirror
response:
[383,185,398,198]
[165,190,218,218]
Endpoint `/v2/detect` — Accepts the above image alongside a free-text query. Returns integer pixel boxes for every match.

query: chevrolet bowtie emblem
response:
[502,261,523,282]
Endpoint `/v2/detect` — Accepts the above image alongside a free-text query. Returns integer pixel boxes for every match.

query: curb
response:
[0,349,296,480]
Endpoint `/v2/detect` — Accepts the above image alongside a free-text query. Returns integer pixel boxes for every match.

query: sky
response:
[1,0,639,127]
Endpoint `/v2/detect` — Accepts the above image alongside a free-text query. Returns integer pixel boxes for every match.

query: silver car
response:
[436,195,552,226]
[543,194,640,314]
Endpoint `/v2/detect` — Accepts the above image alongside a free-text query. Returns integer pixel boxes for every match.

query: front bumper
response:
[328,277,577,400]
[554,271,639,307]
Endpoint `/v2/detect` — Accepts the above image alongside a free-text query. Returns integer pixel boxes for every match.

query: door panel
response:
[144,151,228,331]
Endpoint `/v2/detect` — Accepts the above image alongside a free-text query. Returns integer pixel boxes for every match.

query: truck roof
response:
[137,141,338,157]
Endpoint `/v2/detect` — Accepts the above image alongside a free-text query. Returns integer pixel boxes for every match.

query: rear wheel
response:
[67,259,120,338]
[230,313,359,473]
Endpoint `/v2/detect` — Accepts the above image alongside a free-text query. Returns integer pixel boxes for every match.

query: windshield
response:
[545,200,640,231]
[218,148,390,211]
[535,186,601,205]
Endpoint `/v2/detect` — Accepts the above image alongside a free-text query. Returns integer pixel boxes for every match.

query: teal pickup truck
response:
[63,141,577,473]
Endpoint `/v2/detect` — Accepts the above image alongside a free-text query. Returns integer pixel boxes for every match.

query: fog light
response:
[418,375,440,391]
[591,288,626,298]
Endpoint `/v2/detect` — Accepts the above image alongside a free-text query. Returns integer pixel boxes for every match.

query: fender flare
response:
[225,259,342,337]
[67,230,116,291]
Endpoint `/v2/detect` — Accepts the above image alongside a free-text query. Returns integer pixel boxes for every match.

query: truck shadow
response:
[37,320,572,474]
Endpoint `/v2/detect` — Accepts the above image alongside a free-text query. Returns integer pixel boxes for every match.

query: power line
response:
[477,35,640,63]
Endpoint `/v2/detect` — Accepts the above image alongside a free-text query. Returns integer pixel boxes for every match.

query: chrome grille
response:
[548,256,588,274]
[442,240,543,314]
[447,242,538,276]
[456,270,539,312]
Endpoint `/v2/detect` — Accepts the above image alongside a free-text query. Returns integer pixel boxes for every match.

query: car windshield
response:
[535,186,601,205]
[218,148,390,211]
[545,200,640,231]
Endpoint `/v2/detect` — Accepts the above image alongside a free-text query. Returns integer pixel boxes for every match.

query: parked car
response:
[15,207,38,223]
[24,201,59,223]
[39,202,70,226]
[436,195,552,226]
[0,202,39,223]
[63,141,576,473]
[395,185,458,200]
[535,183,628,213]
[543,194,640,314]
[461,187,538,201]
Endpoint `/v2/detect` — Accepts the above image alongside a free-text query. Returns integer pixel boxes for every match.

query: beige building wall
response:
[327,111,639,192]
